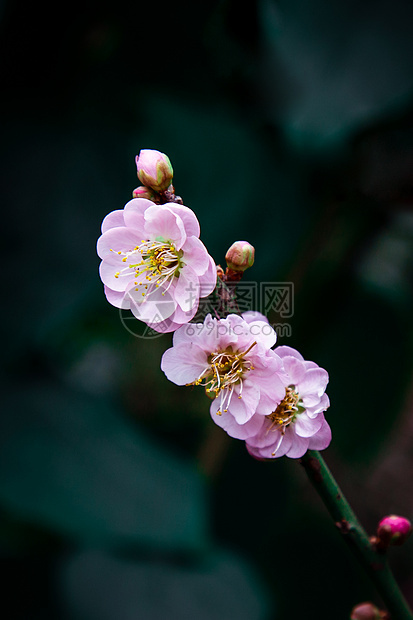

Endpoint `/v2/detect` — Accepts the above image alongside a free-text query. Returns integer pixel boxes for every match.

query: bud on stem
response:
[132,186,157,200]
[135,149,174,193]
[225,241,255,272]
[375,515,412,549]
[351,602,389,620]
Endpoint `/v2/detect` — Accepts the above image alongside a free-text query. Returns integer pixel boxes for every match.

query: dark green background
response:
[1,0,413,618]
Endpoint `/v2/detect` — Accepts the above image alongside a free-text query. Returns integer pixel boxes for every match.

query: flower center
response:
[189,342,257,415]
[112,239,183,298]
[267,386,301,433]
[265,386,303,456]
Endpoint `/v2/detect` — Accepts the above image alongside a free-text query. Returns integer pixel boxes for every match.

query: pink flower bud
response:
[135,149,173,192]
[132,186,156,200]
[350,602,383,620]
[225,241,255,272]
[377,515,412,546]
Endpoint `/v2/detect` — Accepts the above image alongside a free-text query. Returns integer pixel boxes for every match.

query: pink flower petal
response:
[104,285,129,309]
[97,226,141,259]
[201,314,241,351]
[246,444,267,461]
[199,256,218,297]
[172,320,204,346]
[308,417,332,451]
[173,264,200,312]
[275,346,304,361]
[301,393,323,408]
[99,259,130,292]
[255,390,283,416]
[303,361,318,370]
[161,343,208,385]
[247,429,292,459]
[294,411,324,438]
[297,367,329,398]
[169,301,198,325]
[246,421,280,449]
[147,316,192,334]
[136,149,160,178]
[252,352,285,383]
[210,405,265,439]
[282,355,306,385]
[285,429,310,458]
[249,348,282,373]
[143,205,186,249]
[123,198,154,232]
[226,382,260,424]
[244,320,277,349]
[306,393,330,418]
[271,431,293,457]
[254,375,286,416]
[172,315,226,352]
[129,287,176,323]
[166,203,200,238]
[101,209,125,233]
[182,236,210,275]
[242,311,269,324]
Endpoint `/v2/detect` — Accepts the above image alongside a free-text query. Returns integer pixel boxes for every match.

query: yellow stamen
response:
[266,386,300,433]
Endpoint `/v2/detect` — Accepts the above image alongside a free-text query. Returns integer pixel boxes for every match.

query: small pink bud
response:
[132,186,157,200]
[135,149,173,192]
[350,602,383,620]
[377,515,412,546]
[225,241,255,272]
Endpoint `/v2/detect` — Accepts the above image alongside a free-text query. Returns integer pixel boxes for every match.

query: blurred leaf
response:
[0,381,208,552]
[259,0,413,153]
[357,211,413,307]
[58,547,271,620]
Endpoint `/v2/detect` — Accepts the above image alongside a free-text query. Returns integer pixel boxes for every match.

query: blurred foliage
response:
[1,0,413,618]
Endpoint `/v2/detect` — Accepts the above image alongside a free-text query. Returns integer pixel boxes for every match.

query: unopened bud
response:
[225,241,255,272]
[350,602,383,620]
[377,515,412,546]
[135,149,173,192]
[132,186,157,200]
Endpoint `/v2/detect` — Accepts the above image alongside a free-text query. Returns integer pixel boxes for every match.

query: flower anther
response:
[112,239,184,298]
[267,386,301,431]
[190,341,257,414]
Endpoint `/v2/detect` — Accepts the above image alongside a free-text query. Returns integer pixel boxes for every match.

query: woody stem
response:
[215,278,240,318]
[300,450,413,619]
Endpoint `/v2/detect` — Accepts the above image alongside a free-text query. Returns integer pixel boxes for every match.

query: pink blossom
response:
[97,198,217,333]
[246,346,331,459]
[161,314,286,431]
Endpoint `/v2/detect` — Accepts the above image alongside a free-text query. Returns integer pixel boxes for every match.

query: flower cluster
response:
[161,313,330,459]
[97,149,331,459]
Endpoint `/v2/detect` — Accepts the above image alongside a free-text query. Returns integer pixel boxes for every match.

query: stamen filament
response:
[266,386,301,436]
[187,342,257,412]
[110,240,182,299]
